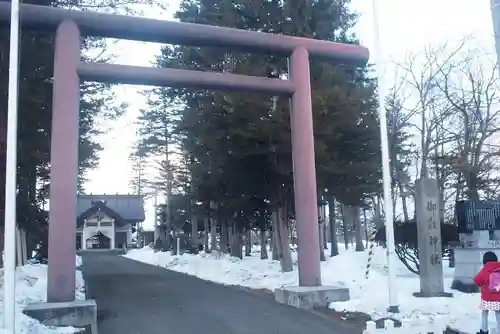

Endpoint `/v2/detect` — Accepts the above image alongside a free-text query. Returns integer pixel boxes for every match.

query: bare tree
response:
[395,42,466,178]
[389,41,470,221]
[438,49,500,200]
[386,88,415,221]
[129,153,148,196]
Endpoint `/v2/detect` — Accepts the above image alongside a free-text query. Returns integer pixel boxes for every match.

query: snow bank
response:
[75,255,83,268]
[125,246,304,289]
[325,249,480,333]
[125,245,487,333]
[0,263,85,333]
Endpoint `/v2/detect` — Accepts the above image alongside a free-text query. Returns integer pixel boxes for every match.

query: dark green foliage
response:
[0,0,160,251]
[133,0,382,241]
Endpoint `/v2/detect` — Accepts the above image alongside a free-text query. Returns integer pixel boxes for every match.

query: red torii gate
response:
[0,3,369,303]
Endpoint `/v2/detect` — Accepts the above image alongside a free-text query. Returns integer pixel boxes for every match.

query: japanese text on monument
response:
[427,200,441,266]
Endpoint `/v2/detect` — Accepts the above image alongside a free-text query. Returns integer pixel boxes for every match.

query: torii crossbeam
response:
[0,2,369,303]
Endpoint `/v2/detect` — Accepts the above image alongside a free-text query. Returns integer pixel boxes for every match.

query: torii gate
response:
[0,3,369,303]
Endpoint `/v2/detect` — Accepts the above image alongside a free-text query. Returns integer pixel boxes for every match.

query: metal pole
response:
[491,0,500,77]
[372,0,399,313]
[3,0,20,330]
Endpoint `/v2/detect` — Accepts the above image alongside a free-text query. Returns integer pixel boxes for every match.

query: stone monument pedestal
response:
[23,299,98,334]
[451,247,500,293]
[274,285,350,309]
[452,200,500,293]
[460,230,491,248]
[412,291,453,298]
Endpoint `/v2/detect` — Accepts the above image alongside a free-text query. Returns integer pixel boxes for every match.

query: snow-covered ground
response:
[125,245,488,334]
[0,255,85,334]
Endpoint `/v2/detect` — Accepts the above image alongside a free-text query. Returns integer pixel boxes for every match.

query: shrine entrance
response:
[0,2,369,303]
[86,232,111,250]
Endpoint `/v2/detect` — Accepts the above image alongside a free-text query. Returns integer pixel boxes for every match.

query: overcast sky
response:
[84,0,495,228]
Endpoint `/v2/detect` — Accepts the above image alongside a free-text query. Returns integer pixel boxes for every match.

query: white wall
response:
[81,213,115,250]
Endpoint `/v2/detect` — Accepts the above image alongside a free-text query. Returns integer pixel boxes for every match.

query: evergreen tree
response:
[129,152,148,196]
[0,0,163,264]
[133,0,382,262]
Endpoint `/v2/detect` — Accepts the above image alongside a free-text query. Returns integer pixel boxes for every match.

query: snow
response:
[75,255,83,268]
[0,255,86,334]
[125,245,488,333]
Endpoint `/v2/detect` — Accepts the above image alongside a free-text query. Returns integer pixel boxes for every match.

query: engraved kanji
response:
[430,253,441,266]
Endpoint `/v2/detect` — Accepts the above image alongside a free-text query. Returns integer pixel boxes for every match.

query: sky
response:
[84,0,496,228]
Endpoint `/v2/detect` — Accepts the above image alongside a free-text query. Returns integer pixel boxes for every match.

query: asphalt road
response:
[82,252,359,334]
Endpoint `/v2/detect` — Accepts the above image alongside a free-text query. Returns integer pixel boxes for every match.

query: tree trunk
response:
[323,223,328,249]
[373,196,384,229]
[340,204,349,250]
[363,209,369,247]
[220,221,228,253]
[319,203,328,249]
[353,206,364,251]
[434,145,447,223]
[171,231,178,255]
[260,228,268,259]
[277,206,293,272]
[398,183,410,222]
[191,214,198,249]
[26,232,37,261]
[319,221,326,261]
[453,176,462,223]
[229,221,234,248]
[166,170,174,254]
[230,223,243,259]
[20,229,27,264]
[16,227,23,266]
[210,202,218,253]
[271,217,279,260]
[158,210,168,251]
[439,183,446,223]
[269,231,274,256]
[318,205,326,261]
[190,185,198,248]
[329,198,339,257]
[289,223,296,248]
[203,217,210,252]
[159,227,168,252]
[245,229,252,256]
[272,208,292,271]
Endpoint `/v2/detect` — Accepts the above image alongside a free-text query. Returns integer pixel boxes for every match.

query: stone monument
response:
[452,200,500,292]
[413,178,451,297]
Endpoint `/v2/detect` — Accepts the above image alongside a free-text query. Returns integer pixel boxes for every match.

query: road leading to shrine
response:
[82,252,362,334]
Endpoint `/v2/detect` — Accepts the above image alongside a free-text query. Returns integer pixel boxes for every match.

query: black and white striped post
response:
[365,228,378,279]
